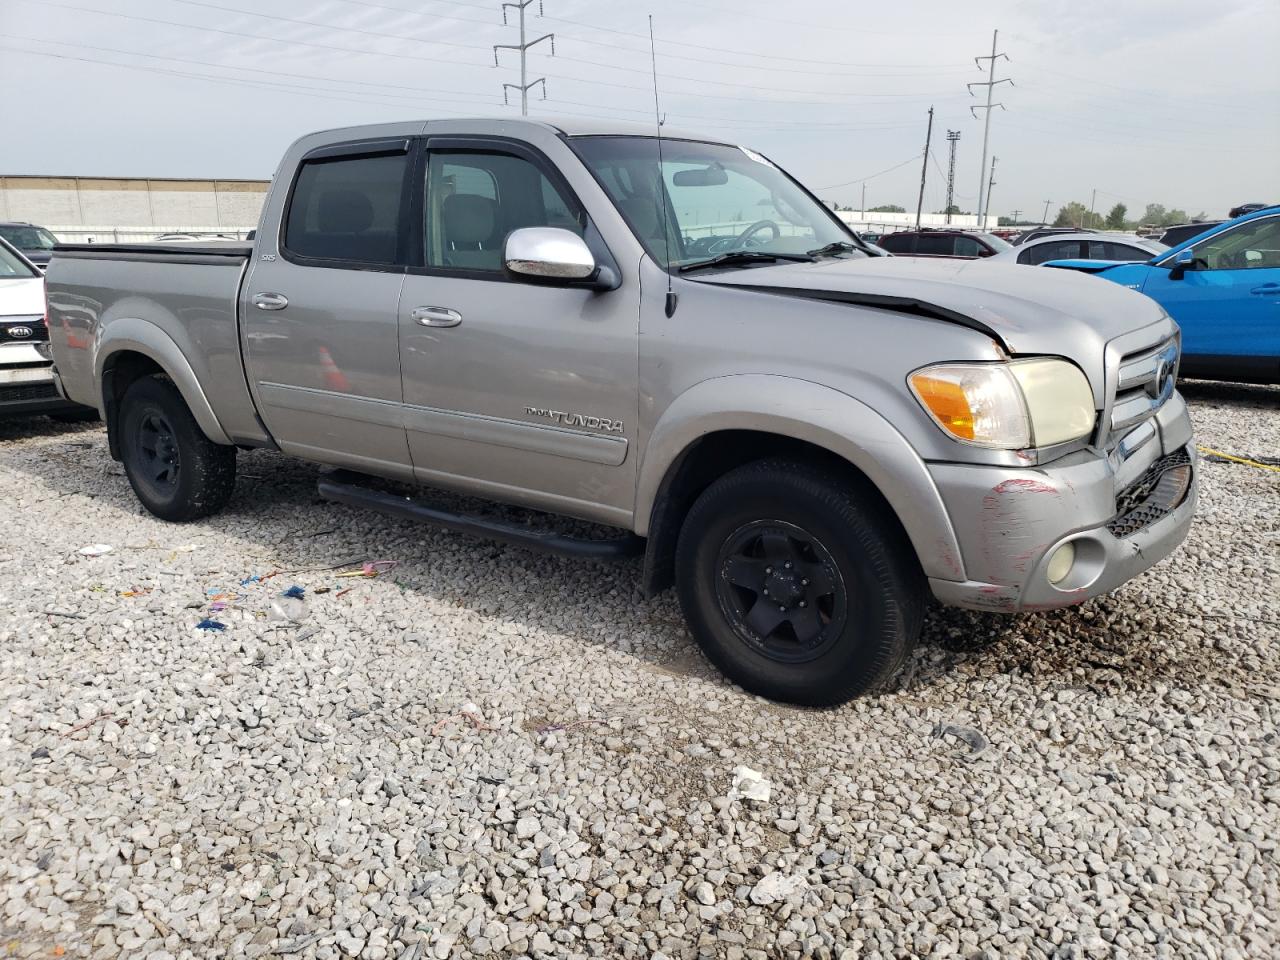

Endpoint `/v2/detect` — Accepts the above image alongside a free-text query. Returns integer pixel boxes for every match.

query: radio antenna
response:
[649,15,677,317]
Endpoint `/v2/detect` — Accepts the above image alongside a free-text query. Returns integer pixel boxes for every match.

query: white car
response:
[0,237,95,420]
[986,232,1168,266]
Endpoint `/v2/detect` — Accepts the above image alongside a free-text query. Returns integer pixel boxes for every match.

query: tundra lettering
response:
[45,117,1197,706]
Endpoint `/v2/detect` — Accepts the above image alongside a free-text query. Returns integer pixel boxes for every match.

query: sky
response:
[1,0,1277,222]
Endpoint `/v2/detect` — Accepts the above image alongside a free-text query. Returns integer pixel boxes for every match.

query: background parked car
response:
[986,233,1167,266]
[1044,205,1280,384]
[875,229,1011,258]
[0,221,59,271]
[1010,226,1099,246]
[0,237,96,420]
[1159,222,1225,248]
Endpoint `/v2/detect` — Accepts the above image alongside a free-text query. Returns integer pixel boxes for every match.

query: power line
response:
[324,0,973,69]
[17,1,963,109]
[969,29,1012,224]
[816,154,922,191]
[494,0,554,115]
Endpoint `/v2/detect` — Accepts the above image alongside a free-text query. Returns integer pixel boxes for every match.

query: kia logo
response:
[6,326,33,339]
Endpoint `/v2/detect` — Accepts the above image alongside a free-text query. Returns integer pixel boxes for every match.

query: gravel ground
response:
[2,381,1277,960]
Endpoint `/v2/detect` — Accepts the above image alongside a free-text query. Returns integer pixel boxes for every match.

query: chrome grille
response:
[1111,337,1179,433]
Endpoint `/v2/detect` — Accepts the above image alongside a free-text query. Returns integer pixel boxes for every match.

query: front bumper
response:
[927,393,1197,613]
[0,355,80,417]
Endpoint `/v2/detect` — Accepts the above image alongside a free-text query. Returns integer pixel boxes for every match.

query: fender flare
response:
[95,317,233,446]
[634,374,966,583]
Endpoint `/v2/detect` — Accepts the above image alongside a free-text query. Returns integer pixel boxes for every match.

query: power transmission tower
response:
[944,130,960,224]
[915,105,934,230]
[493,1,555,115]
[969,29,1011,225]
[984,156,997,227]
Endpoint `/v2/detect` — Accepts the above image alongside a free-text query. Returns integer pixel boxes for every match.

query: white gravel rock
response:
[2,381,1278,958]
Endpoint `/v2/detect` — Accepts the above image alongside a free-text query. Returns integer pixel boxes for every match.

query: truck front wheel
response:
[118,375,236,522]
[675,460,925,706]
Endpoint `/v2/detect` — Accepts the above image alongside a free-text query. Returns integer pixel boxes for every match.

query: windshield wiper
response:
[806,241,860,258]
[678,251,814,273]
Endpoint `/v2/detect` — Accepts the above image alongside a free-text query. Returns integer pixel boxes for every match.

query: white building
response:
[835,209,993,233]
[0,176,268,242]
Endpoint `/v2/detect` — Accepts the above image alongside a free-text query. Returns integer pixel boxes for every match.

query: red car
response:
[877,230,1013,259]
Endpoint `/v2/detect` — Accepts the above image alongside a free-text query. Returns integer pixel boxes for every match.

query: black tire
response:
[118,375,236,521]
[48,406,100,424]
[675,459,925,706]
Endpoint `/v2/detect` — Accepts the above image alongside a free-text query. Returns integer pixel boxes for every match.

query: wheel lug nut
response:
[799,601,807,608]
[763,589,769,595]
[801,578,809,586]
[784,561,792,569]
[778,605,786,612]
[765,566,772,574]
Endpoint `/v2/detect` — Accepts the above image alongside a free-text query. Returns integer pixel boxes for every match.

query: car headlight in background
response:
[909,358,1096,449]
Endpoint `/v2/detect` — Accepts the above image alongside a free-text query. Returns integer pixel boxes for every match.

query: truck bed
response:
[46,242,269,446]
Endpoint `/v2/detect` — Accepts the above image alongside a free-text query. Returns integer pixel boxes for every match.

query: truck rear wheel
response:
[674,459,925,706]
[118,375,236,522]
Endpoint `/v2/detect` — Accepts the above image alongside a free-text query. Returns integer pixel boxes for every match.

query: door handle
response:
[411,306,462,327]
[252,292,289,311]
[1249,283,1280,296]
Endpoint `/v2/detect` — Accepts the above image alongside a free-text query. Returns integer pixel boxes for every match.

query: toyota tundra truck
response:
[45,119,1197,705]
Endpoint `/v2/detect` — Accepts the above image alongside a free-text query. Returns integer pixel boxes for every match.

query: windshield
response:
[572,136,860,269]
[0,240,39,278]
[977,232,1012,253]
[0,225,58,251]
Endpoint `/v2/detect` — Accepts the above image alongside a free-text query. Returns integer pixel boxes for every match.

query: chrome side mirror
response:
[504,227,596,282]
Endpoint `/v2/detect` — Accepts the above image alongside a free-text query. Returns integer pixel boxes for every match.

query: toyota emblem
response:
[6,325,33,339]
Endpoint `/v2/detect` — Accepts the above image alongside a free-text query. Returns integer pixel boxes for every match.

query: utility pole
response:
[493,1,555,115]
[983,156,997,227]
[1042,199,1052,225]
[969,29,1012,226]
[1011,208,1021,224]
[944,130,960,224]
[915,105,934,230]
[861,182,866,216]
[1088,188,1097,228]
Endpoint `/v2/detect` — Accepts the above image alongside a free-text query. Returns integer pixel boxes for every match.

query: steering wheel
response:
[733,219,781,248]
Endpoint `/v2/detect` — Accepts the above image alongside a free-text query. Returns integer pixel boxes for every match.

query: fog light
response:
[1047,542,1076,585]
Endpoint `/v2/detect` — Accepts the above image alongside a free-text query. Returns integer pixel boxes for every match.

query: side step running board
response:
[317,470,644,561]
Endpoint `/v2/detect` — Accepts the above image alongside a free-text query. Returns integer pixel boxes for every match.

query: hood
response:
[0,277,45,318]
[23,250,52,267]
[689,255,1171,361]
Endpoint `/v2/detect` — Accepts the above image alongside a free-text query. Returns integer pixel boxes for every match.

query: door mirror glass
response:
[505,227,597,281]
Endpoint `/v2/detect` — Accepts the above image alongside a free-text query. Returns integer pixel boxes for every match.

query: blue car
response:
[1044,205,1280,384]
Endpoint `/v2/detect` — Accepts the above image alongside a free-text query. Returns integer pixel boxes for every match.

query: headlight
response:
[909,358,1096,449]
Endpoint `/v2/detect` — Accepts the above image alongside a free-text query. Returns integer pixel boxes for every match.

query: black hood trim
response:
[700,282,1010,352]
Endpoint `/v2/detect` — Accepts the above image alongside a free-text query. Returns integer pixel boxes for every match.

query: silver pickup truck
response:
[46,118,1197,705]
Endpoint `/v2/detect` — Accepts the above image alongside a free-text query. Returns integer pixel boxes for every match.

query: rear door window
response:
[877,233,914,254]
[1024,239,1084,265]
[914,234,955,256]
[284,150,409,265]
